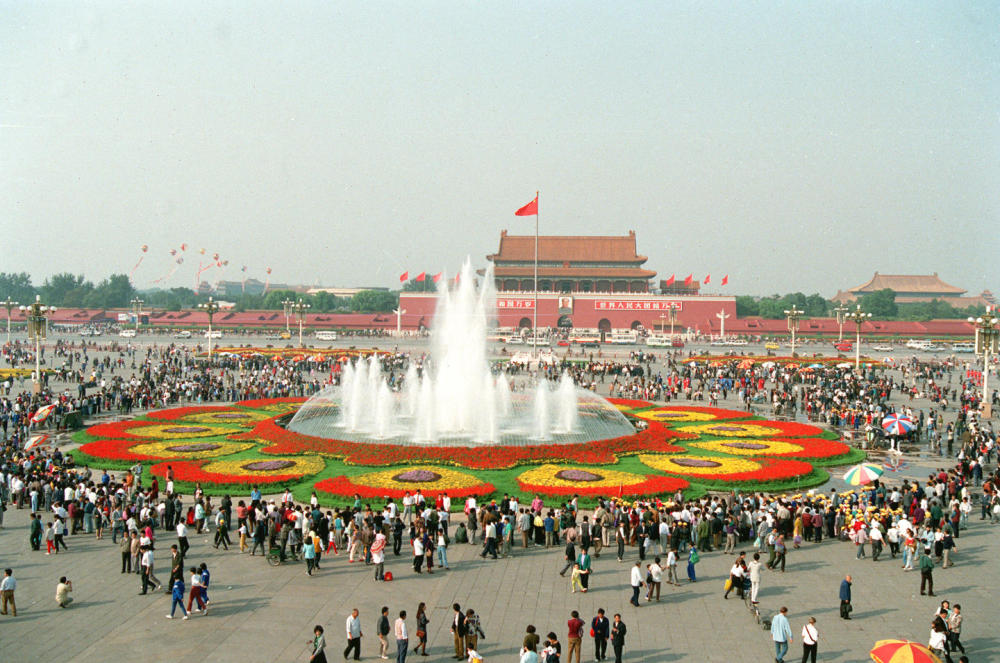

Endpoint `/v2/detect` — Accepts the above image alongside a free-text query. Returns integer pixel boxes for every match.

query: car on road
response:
[173,330,192,339]
[764,342,780,350]
[833,341,852,352]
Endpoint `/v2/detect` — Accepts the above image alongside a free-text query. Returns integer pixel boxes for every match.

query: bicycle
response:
[266,545,300,567]
[742,578,760,623]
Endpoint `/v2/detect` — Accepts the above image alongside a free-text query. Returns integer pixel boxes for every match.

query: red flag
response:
[684,274,693,286]
[704,274,711,285]
[515,194,538,216]
[432,272,442,283]
[665,274,675,286]
[399,271,408,283]
[415,272,426,282]
[722,275,729,286]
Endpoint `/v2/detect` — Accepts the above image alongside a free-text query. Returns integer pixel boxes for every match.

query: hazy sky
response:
[2,2,998,297]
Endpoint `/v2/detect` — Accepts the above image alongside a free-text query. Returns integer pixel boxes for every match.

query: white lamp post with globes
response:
[19,295,55,391]
[969,314,999,418]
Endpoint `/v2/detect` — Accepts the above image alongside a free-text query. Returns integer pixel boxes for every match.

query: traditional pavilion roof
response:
[846,272,966,295]
[488,230,649,265]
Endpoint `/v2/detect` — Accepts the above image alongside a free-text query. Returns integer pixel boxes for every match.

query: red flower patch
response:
[765,437,853,460]
[84,420,167,440]
[235,397,307,409]
[78,439,158,461]
[242,418,691,469]
[144,406,236,421]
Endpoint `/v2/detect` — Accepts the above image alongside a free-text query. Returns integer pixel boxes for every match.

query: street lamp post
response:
[2,297,18,345]
[784,306,804,356]
[834,304,849,342]
[292,298,311,347]
[18,295,55,391]
[846,304,872,372]
[716,309,730,343]
[969,315,999,418]
[198,297,220,360]
[394,307,406,337]
[281,298,294,334]
[667,304,678,341]
[130,297,144,334]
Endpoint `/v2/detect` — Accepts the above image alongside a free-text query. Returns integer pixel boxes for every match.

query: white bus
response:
[608,329,638,344]
[315,331,338,341]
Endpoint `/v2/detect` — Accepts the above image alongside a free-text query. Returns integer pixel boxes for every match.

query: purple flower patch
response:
[722,442,769,450]
[555,469,604,482]
[709,425,748,432]
[163,426,213,434]
[393,469,443,483]
[166,443,222,452]
[243,460,296,471]
[670,458,721,468]
[211,413,251,419]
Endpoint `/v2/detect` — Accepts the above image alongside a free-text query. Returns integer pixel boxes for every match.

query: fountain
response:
[288,259,634,446]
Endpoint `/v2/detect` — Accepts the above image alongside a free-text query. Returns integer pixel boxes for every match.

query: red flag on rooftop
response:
[704,274,711,285]
[684,274,693,286]
[415,272,426,282]
[722,275,729,286]
[399,271,408,283]
[515,193,538,216]
[432,272,442,283]
[665,274,675,286]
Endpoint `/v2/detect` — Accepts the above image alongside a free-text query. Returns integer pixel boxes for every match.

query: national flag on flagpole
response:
[515,194,538,216]
[399,271,409,283]
[432,272,442,283]
[665,274,675,286]
[415,272,426,282]
[704,274,711,285]
[684,274,693,286]
[722,275,729,286]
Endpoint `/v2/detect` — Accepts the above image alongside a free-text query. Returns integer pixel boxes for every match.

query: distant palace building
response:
[486,230,656,293]
[397,230,735,333]
[831,272,995,308]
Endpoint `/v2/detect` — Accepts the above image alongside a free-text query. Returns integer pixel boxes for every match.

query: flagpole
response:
[533,191,539,360]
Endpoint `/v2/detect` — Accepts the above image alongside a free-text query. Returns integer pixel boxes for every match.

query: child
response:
[570,562,583,593]
[186,567,206,614]
[199,563,210,606]
[45,522,55,555]
[238,521,248,552]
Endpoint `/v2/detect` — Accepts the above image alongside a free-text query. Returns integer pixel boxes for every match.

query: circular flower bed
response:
[74,396,858,504]
[516,464,689,497]
[315,466,494,499]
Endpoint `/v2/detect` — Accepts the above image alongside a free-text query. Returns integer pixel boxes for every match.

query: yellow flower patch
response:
[687,439,804,456]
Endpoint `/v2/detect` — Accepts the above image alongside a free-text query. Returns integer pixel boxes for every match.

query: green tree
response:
[40,273,93,306]
[859,288,898,318]
[0,272,37,304]
[735,296,759,317]
[261,289,300,310]
[401,276,436,292]
[84,274,135,308]
[312,291,341,312]
[350,290,398,312]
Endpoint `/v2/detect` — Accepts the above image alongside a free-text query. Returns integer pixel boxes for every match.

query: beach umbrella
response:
[808,363,823,368]
[24,434,49,452]
[870,639,942,663]
[881,414,914,436]
[837,362,852,368]
[843,463,884,486]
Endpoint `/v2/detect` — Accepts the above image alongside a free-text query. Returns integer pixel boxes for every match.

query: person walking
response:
[566,610,584,663]
[377,606,391,659]
[800,616,818,663]
[345,608,363,661]
[748,553,763,604]
[176,519,190,556]
[0,568,16,616]
[947,604,965,655]
[610,614,627,663]
[309,625,327,663]
[839,575,852,620]
[166,576,188,620]
[413,602,429,657]
[577,548,592,592]
[394,610,408,663]
[686,546,699,582]
[628,561,644,607]
[451,603,467,660]
[771,606,792,663]
[591,608,609,661]
[918,549,936,596]
[186,567,207,614]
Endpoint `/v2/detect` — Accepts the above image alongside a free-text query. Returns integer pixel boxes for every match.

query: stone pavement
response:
[0,502,997,663]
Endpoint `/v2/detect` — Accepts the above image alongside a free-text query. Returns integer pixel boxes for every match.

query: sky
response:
[2,2,998,297]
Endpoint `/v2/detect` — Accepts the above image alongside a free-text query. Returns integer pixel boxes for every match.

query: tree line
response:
[736,288,987,321]
[0,272,399,313]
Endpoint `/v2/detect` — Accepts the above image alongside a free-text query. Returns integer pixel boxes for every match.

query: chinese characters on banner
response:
[594,300,683,311]
[496,299,535,309]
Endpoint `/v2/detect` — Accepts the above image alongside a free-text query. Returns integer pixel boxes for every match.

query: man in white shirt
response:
[402,493,414,524]
[345,608,362,661]
[394,610,408,663]
[800,616,818,662]
[629,561,644,607]
[646,558,662,601]
[176,521,190,556]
